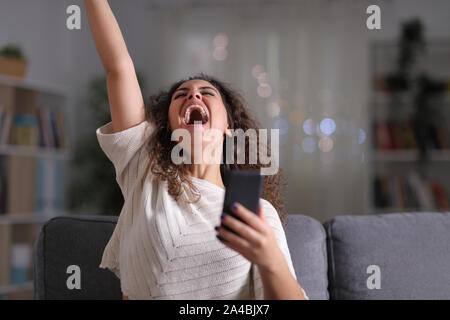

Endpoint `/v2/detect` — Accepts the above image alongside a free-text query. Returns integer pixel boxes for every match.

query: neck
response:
[187,163,225,190]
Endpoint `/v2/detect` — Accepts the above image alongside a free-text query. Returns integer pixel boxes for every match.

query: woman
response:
[86,0,308,300]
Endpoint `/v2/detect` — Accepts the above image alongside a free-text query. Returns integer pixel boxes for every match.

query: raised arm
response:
[85,0,145,133]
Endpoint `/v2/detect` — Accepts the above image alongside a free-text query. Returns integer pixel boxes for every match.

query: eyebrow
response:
[174,86,219,95]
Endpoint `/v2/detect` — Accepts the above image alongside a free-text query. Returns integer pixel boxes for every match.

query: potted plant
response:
[67,72,147,215]
[0,43,28,78]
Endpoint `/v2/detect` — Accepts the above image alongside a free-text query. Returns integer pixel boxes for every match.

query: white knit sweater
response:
[96,120,306,300]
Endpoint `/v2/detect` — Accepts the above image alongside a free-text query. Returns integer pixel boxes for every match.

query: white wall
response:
[1,0,449,221]
[1,0,448,136]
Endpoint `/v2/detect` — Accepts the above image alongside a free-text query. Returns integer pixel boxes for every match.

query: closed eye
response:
[174,92,215,99]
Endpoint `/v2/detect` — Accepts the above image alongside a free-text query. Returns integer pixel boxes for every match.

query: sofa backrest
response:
[34,214,329,300]
[34,215,122,299]
[324,211,450,299]
[284,214,329,299]
[35,211,450,300]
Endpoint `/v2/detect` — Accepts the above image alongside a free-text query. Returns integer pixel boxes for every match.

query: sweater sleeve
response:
[96,120,154,195]
[96,120,154,281]
[252,200,309,300]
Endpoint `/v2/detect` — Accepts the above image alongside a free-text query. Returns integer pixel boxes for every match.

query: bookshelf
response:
[0,74,70,299]
[366,40,450,215]
[373,150,450,162]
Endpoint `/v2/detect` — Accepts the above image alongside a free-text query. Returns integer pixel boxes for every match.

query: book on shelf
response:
[407,172,435,209]
[373,174,384,207]
[35,158,64,216]
[0,104,5,136]
[0,159,6,214]
[10,243,31,285]
[373,171,449,211]
[390,123,406,150]
[394,176,406,209]
[372,74,450,93]
[9,89,38,147]
[0,87,69,150]
[403,121,419,150]
[0,155,64,216]
[374,122,394,150]
[4,106,69,150]
[0,85,14,145]
[431,182,449,209]
[0,223,11,286]
[10,224,36,286]
[374,119,450,151]
[7,155,36,214]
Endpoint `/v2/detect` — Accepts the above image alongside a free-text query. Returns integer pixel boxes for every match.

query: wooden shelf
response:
[0,144,70,159]
[0,74,68,97]
[372,150,450,162]
[373,91,450,104]
[373,207,450,214]
[0,212,70,224]
[0,281,33,295]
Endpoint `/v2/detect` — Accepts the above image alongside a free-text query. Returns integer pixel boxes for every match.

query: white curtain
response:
[145,0,372,222]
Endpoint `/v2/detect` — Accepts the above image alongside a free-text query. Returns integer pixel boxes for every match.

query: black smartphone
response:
[221,170,264,233]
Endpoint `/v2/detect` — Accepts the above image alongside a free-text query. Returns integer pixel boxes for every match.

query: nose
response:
[188,90,202,100]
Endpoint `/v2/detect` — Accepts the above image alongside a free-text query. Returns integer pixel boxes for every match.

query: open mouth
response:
[183,105,209,125]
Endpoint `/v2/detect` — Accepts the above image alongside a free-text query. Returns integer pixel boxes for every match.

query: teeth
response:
[184,105,208,124]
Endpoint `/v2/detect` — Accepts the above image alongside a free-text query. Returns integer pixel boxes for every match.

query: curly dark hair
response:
[144,73,288,227]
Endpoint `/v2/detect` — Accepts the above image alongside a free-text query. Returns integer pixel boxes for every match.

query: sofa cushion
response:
[324,212,450,299]
[285,214,329,300]
[34,215,121,299]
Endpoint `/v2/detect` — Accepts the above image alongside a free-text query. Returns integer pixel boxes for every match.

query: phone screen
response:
[222,170,263,226]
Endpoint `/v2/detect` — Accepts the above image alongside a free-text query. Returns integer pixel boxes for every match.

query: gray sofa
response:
[33,212,450,300]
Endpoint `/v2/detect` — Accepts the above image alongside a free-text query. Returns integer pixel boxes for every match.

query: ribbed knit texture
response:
[96,120,307,300]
